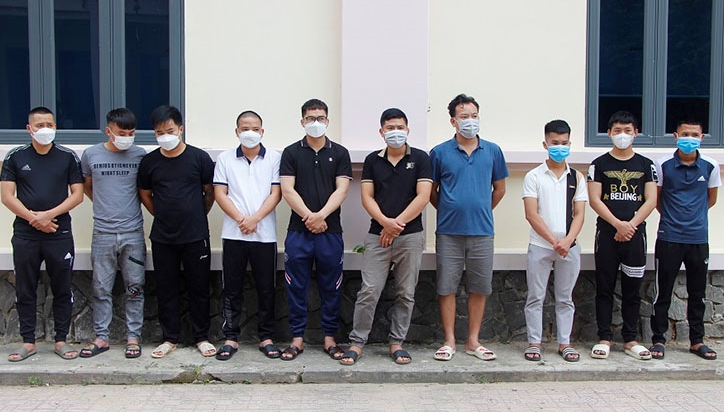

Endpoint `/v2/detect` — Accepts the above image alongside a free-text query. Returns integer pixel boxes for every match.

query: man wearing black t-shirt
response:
[1,107,84,362]
[280,99,352,361]
[138,105,216,359]
[587,111,657,361]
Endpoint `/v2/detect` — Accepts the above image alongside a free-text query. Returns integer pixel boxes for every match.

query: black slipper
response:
[125,343,142,359]
[79,343,109,358]
[258,343,281,359]
[215,344,238,361]
[324,345,345,360]
[649,343,665,360]
[390,349,412,365]
[339,350,359,366]
[690,344,717,360]
[280,345,303,361]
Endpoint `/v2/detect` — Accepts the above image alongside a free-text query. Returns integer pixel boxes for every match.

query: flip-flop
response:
[625,344,652,360]
[465,346,496,361]
[390,349,412,365]
[79,343,110,358]
[54,344,79,360]
[559,346,580,362]
[324,345,345,360]
[215,344,238,361]
[280,345,303,361]
[591,343,610,359]
[690,344,717,360]
[433,345,456,361]
[8,346,36,362]
[339,350,360,366]
[524,345,541,362]
[258,344,282,359]
[196,341,217,357]
[151,342,176,359]
[125,343,142,359]
[649,343,665,360]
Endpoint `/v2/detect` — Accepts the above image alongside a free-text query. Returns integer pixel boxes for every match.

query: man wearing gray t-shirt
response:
[79,108,147,359]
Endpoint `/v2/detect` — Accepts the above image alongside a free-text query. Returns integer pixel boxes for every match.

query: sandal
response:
[324,345,345,360]
[465,345,496,361]
[524,345,541,362]
[339,350,360,366]
[280,345,303,361]
[79,343,109,358]
[649,343,665,360]
[196,341,217,357]
[151,342,176,359]
[433,345,456,361]
[258,343,282,359]
[125,343,142,359]
[559,346,580,362]
[8,346,36,362]
[54,344,79,360]
[215,344,238,361]
[624,344,651,360]
[591,343,610,359]
[390,349,412,365]
[690,344,717,360]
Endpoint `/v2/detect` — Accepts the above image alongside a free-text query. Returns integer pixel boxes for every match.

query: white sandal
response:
[433,345,456,361]
[151,342,176,359]
[591,343,610,359]
[196,341,217,357]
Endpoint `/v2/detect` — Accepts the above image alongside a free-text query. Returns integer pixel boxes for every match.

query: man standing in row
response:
[3,107,84,361]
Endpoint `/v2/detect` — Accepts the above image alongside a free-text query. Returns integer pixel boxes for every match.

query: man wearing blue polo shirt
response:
[213,110,282,361]
[280,99,352,361]
[650,119,720,361]
[430,94,508,362]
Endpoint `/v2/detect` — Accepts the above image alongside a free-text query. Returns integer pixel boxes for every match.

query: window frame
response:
[0,0,184,145]
[586,0,724,147]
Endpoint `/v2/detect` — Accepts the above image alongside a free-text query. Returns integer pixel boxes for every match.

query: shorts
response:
[435,234,494,295]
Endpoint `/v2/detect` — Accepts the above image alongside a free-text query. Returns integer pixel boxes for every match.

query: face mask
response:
[157,133,180,151]
[547,145,570,163]
[111,134,135,151]
[304,121,326,138]
[239,130,262,148]
[611,133,634,150]
[456,118,480,139]
[384,130,407,149]
[32,127,56,145]
[676,136,701,154]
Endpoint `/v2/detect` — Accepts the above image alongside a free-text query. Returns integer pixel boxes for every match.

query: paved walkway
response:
[2,380,723,411]
[1,341,723,385]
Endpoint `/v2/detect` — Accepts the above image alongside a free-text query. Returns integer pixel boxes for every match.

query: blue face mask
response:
[676,136,701,154]
[547,145,570,163]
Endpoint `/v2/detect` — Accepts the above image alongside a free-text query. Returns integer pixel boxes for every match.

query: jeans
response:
[91,230,146,342]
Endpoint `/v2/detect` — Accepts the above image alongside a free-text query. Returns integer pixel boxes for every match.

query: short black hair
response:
[236,110,263,126]
[29,106,54,117]
[106,108,136,130]
[447,94,479,118]
[676,118,703,130]
[150,105,183,129]
[380,108,408,127]
[544,119,571,136]
[607,110,638,130]
[301,99,328,117]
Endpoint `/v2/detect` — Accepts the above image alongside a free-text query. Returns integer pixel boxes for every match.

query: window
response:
[586,0,724,146]
[0,0,184,144]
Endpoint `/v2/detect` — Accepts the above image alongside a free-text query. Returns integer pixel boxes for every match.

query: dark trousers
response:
[594,226,647,343]
[221,239,277,342]
[284,231,344,337]
[151,239,211,344]
[12,235,75,343]
[651,239,709,346]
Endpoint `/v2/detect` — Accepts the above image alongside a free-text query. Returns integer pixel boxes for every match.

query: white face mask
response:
[157,133,180,151]
[611,132,634,149]
[238,130,262,148]
[32,127,56,145]
[456,118,480,139]
[112,134,135,151]
[304,121,326,138]
[384,130,407,149]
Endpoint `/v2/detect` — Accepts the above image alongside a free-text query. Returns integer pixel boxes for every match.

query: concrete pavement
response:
[1,341,723,386]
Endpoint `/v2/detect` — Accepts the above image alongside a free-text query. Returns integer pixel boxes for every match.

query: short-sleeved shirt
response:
[280,137,352,233]
[587,152,657,231]
[81,143,146,233]
[655,150,721,244]
[1,143,84,240]
[213,144,281,243]
[138,144,214,244]
[430,136,509,236]
[361,145,432,236]
[522,162,588,249]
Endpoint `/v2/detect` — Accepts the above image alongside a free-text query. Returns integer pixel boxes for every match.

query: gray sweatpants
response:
[524,243,580,345]
[349,232,424,348]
